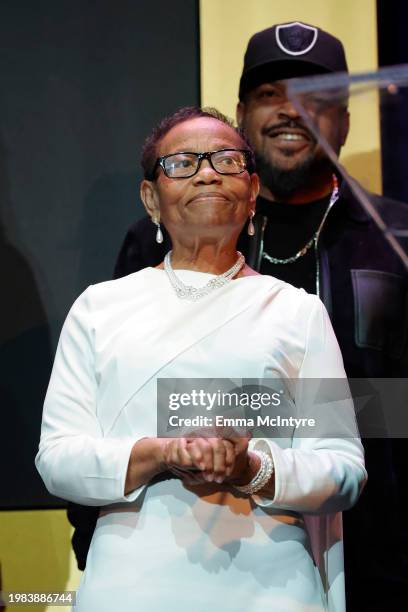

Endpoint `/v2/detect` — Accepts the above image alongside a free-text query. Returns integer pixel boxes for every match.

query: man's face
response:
[237,80,349,199]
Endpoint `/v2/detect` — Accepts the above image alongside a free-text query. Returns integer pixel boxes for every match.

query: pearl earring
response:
[155,221,163,244]
[248,210,255,236]
[152,214,163,244]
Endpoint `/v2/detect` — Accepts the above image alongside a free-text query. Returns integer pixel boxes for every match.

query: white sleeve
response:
[35,288,145,506]
[251,295,367,513]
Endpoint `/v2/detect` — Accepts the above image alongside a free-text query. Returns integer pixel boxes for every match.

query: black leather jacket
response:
[242,180,408,377]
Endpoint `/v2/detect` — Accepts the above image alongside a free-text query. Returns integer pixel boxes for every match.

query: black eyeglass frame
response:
[150,148,255,180]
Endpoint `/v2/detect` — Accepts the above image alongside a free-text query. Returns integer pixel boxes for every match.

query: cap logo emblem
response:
[276,22,318,56]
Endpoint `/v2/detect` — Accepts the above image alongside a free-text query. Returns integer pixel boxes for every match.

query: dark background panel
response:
[377,0,408,202]
[0,0,199,508]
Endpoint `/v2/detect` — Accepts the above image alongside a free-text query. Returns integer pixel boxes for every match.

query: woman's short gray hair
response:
[141,106,255,180]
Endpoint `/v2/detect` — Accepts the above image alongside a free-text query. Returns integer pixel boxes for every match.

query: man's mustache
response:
[261,120,316,142]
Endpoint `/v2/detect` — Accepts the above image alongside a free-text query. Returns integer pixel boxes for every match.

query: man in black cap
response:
[235,22,350,295]
[70,22,408,610]
[235,24,408,612]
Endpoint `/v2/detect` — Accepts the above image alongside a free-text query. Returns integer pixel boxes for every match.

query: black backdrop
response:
[0,0,199,508]
[377,0,408,201]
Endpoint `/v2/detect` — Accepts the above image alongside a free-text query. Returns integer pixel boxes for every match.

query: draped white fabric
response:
[36,268,366,611]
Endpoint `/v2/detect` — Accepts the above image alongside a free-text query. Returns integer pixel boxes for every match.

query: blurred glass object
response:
[287,66,408,270]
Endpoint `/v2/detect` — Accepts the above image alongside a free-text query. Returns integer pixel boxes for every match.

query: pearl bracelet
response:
[234,450,274,495]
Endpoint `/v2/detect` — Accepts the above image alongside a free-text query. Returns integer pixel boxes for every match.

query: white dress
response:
[35,268,366,612]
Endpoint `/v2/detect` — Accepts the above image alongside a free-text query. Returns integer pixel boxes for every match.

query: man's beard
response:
[255,150,334,201]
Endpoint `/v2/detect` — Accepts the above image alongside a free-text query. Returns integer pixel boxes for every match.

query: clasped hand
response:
[162,436,250,486]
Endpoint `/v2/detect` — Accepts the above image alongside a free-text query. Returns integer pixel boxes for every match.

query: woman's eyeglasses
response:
[152,149,254,179]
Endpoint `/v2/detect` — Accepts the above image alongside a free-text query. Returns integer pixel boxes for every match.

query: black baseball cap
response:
[239,21,348,100]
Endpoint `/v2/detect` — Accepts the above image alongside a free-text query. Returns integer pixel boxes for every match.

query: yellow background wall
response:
[200,0,381,192]
[0,3,380,608]
[0,510,81,612]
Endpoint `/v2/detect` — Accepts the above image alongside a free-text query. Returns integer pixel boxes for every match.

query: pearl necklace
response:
[164,250,245,301]
[262,175,339,265]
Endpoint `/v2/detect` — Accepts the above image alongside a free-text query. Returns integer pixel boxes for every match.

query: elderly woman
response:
[36,107,366,612]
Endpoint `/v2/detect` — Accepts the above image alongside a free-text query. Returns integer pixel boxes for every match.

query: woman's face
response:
[141,117,259,246]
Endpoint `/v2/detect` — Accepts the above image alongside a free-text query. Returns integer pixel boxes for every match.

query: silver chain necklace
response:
[262,175,339,265]
[164,250,245,301]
